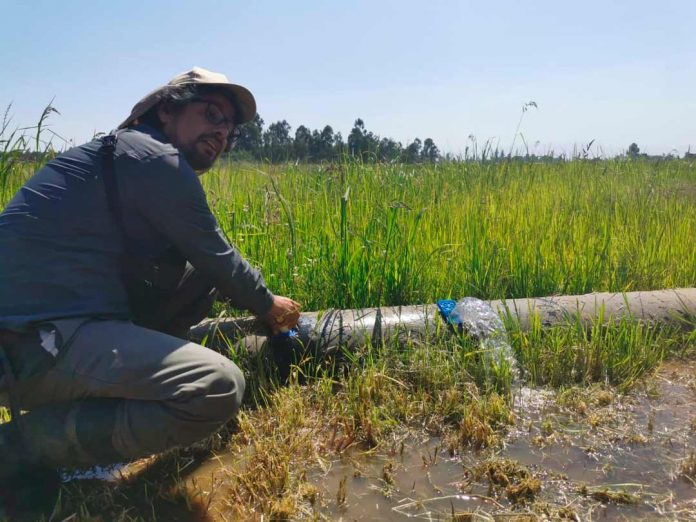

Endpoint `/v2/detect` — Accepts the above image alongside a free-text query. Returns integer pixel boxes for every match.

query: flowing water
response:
[57,362,696,521]
[440,297,522,383]
[171,303,695,520]
[151,359,694,520]
[54,302,695,520]
[299,360,696,521]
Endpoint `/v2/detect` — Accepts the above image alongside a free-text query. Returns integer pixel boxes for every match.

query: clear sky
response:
[1,0,694,157]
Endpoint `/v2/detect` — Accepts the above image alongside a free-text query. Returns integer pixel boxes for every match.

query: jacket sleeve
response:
[121,151,274,316]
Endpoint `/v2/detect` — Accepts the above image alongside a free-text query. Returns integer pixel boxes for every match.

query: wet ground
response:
[56,359,696,521]
[176,360,696,521]
[294,360,696,521]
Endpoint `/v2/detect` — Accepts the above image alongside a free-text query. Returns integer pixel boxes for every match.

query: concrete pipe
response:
[189,288,696,378]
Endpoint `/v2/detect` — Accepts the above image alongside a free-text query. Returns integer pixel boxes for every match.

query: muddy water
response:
[507,363,696,520]
[70,360,696,520]
[306,439,508,520]
[306,361,696,520]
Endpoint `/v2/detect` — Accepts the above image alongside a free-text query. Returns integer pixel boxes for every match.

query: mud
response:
[297,360,696,520]
[60,359,696,521]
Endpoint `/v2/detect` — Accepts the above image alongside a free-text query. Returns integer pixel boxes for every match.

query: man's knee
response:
[211,358,246,421]
[183,356,246,425]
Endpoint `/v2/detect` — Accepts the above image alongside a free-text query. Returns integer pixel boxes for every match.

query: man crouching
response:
[0,67,300,508]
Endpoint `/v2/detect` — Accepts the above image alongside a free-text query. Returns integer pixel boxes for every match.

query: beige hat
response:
[118,66,257,129]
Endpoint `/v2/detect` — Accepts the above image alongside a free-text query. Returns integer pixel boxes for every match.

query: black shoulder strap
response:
[99,133,131,253]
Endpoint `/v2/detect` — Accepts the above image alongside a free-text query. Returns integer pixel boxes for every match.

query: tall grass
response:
[3,114,694,520]
[4,118,694,310]
[205,158,695,311]
[0,102,61,197]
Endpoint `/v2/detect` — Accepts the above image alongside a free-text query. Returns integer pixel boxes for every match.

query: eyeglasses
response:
[190,98,242,150]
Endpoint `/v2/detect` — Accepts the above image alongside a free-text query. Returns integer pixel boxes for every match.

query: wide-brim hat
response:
[118,66,257,129]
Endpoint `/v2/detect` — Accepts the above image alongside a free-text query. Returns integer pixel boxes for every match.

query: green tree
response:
[627,142,640,159]
[263,120,292,161]
[294,125,312,160]
[316,125,335,160]
[378,137,402,162]
[333,131,346,158]
[421,138,440,162]
[235,113,264,158]
[403,138,422,163]
[347,118,366,157]
[348,119,379,161]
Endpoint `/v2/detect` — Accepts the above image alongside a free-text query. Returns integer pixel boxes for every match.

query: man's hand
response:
[263,295,302,334]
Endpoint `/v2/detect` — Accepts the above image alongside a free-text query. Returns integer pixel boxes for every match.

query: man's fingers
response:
[274,309,300,324]
[264,295,302,333]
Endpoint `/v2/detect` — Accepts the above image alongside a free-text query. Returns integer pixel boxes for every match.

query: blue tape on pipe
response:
[274,328,299,339]
[436,299,461,326]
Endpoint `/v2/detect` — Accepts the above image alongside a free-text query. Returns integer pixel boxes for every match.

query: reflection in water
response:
[306,360,696,520]
[171,361,695,519]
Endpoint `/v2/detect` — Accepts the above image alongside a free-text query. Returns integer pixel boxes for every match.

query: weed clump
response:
[506,476,542,503]
[445,392,512,450]
[477,458,530,487]
[594,389,614,406]
[474,458,541,504]
[579,485,640,504]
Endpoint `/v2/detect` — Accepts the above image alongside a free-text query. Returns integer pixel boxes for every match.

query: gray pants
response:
[0,265,245,467]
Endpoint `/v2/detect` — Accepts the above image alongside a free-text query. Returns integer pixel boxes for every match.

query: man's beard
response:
[180,137,220,172]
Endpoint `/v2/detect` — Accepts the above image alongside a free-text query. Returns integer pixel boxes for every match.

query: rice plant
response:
[2,112,695,520]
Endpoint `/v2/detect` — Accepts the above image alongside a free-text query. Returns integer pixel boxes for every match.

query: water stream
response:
[303,360,696,521]
[437,297,522,383]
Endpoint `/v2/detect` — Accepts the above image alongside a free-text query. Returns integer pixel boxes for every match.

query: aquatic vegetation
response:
[680,451,696,482]
[580,485,641,505]
[1,117,695,519]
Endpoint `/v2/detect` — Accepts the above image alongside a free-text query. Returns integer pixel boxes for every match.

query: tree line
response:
[232,115,441,163]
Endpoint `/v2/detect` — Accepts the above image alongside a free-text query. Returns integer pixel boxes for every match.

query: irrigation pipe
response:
[190,288,696,373]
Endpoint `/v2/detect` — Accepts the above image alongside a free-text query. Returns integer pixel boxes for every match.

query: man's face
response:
[158,91,236,173]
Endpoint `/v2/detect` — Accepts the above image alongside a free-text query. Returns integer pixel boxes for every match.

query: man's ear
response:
[157,101,176,125]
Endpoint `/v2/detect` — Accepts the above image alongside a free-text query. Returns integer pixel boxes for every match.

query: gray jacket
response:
[0,124,274,331]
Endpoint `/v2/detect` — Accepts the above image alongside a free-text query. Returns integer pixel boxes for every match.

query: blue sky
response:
[1,0,694,156]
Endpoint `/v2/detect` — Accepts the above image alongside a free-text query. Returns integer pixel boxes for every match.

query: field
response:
[205,158,696,308]
[1,144,696,520]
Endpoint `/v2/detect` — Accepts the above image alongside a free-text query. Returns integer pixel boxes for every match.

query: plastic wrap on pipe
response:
[249,305,444,378]
[189,288,696,378]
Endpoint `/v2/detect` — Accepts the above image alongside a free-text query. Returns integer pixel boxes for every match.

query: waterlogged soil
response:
[298,360,696,521]
[61,360,696,521]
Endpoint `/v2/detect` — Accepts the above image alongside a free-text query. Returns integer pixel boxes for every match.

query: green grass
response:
[1,115,695,520]
[202,158,696,310]
[509,315,691,391]
[4,118,695,309]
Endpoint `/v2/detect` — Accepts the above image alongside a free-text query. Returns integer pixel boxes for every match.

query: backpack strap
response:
[99,133,131,253]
